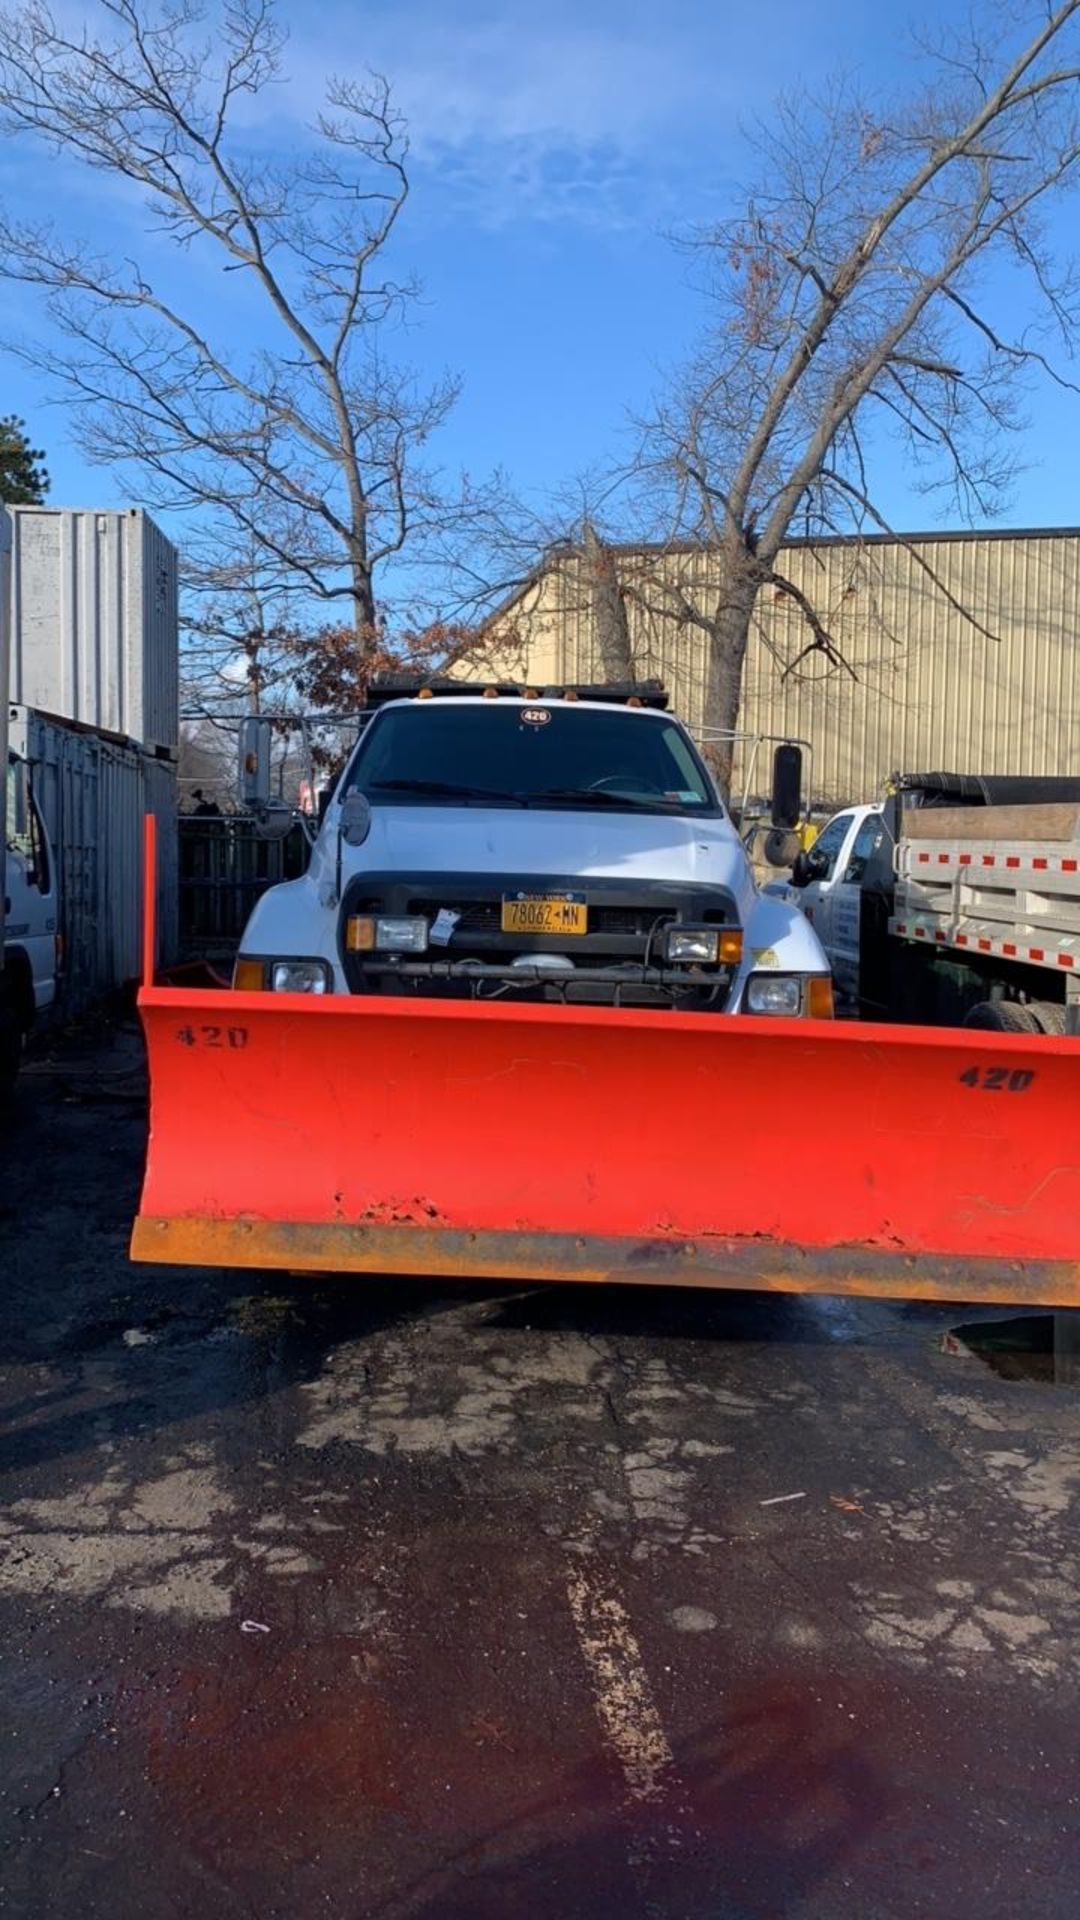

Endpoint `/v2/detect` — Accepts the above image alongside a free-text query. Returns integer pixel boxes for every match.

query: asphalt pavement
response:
[2,1019,1079,1918]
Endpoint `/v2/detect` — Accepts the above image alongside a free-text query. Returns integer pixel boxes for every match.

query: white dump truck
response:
[789,771,1080,1033]
[234,678,834,1018]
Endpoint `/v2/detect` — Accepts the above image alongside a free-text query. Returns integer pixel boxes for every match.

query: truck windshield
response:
[344,705,719,815]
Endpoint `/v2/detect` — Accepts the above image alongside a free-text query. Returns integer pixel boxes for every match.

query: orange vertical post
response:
[142,812,157,989]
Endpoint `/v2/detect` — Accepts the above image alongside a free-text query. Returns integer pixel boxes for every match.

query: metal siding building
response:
[492,530,1080,805]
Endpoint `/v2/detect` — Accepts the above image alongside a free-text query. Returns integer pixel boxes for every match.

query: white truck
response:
[1,507,60,1087]
[234,679,833,1018]
[789,771,1080,1033]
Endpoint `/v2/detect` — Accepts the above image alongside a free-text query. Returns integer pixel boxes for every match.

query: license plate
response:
[501,892,588,936]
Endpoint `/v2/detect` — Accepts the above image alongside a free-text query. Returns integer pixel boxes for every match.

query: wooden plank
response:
[903,802,1080,843]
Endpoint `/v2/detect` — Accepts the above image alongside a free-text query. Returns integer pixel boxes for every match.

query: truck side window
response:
[5,761,48,892]
[843,815,883,886]
[810,811,855,882]
[27,796,49,894]
[6,759,30,857]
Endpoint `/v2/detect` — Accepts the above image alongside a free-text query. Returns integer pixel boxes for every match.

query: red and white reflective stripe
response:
[914,847,1080,873]
[894,919,1077,970]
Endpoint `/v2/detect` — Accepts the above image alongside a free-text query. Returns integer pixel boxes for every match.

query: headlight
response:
[233,957,334,993]
[347,915,429,953]
[664,926,719,965]
[662,925,743,966]
[270,960,331,994]
[746,973,802,1016]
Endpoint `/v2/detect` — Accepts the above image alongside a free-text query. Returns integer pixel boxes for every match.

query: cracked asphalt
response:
[3,1020,1080,1918]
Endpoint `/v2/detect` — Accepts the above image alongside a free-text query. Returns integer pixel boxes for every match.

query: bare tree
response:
[581,519,634,681]
[444,475,646,685]
[626,2,1080,790]
[0,0,458,649]
[181,547,305,719]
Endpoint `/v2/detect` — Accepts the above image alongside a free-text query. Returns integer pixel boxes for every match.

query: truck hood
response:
[325,803,754,905]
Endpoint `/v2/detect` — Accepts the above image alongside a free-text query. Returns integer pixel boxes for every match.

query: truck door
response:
[5,757,57,1012]
[828,810,887,1008]
[796,810,858,945]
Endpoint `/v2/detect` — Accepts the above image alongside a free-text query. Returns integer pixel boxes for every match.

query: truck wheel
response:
[1027,1000,1067,1036]
[963,1000,1040,1033]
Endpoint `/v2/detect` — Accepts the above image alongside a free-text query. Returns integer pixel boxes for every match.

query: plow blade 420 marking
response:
[130,985,1080,1306]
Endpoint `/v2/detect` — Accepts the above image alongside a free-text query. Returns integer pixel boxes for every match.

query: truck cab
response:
[1,506,57,1087]
[3,750,59,1069]
[787,803,888,1009]
[235,682,832,1018]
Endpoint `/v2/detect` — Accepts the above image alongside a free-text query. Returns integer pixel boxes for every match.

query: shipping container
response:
[9,506,179,750]
[9,705,178,1014]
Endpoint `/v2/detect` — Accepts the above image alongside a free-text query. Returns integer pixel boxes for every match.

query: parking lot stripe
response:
[565,1560,674,1804]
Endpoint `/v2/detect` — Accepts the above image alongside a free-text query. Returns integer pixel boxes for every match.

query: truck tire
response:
[1027,1000,1067,1036]
[963,1000,1040,1033]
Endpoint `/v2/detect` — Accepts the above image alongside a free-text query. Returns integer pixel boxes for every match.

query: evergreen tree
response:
[0,416,48,505]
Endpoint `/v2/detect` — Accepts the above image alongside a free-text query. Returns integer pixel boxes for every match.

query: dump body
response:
[893,802,1080,991]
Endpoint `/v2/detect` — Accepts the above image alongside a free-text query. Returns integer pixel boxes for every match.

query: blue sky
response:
[1,0,1078,545]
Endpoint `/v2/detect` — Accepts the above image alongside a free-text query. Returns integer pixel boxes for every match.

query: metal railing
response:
[178,815,310,956]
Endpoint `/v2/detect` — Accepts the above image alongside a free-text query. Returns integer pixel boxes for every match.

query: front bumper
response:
[338,870,741,1006]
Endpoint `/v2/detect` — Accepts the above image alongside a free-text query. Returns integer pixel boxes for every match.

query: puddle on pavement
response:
[943,1312,1080,1385]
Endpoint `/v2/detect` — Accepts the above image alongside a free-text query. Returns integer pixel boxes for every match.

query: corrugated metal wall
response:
[10,708,178,1011]
[9,507,179,751]
[502,532,1080,805]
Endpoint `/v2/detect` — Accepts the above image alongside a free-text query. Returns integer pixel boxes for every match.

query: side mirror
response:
[791,846,827,887]
[340,791,372,847]
[770,744,803,831]
[252,800,294,843]
[238,716,272,809]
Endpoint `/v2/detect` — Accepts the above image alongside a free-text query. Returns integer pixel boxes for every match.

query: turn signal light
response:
[718,930,744,966]
[808,976,835,1019]
[347,916,377,952]
[233,959,265,991]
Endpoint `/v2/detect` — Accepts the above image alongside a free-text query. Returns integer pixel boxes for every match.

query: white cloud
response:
[274,3,744,225]
[376,17,714,151]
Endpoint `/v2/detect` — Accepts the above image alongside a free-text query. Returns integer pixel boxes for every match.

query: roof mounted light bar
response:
[364,675,669,711]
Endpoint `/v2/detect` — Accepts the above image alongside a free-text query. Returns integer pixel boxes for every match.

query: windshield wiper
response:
[367,778,528,805]
[527,786,656,808]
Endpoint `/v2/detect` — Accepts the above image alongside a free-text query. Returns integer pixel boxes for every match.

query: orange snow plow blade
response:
[131,984,1080,1306]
